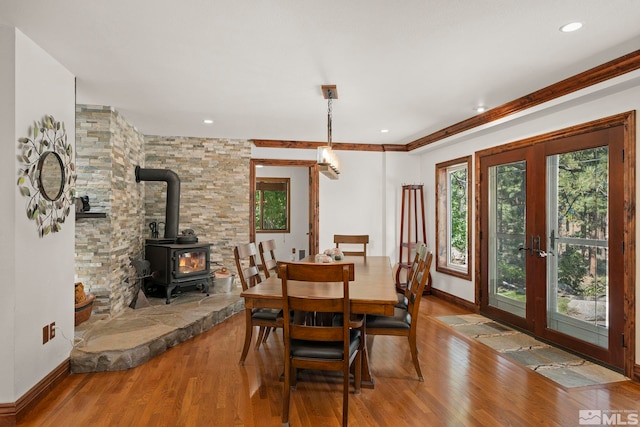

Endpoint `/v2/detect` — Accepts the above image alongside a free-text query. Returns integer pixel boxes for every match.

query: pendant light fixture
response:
[317,84,340,179]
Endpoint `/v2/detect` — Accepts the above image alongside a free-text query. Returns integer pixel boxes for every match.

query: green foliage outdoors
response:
[449,167,467,264]
[493,147,608,298]
[256,189,287,230]
[557,246,587,294]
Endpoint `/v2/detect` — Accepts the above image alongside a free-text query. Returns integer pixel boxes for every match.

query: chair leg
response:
[282,357,291,426]
[239,310,253,365]
[262,327,274,343]
[342,363,349,427]
[354,348,362,395]
[366,334,375,355]
[255,327,267,350]
[408,334,424,381]
[291,366,298,389]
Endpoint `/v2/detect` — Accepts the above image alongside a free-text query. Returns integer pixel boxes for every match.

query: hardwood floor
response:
[18,296,640,426]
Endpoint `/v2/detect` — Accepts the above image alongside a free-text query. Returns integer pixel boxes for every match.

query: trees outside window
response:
[436,156,472,280]
[256,178,290,232]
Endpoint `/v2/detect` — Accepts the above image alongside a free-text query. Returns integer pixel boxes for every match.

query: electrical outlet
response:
[42,325,49,344]
[49,322,56,339]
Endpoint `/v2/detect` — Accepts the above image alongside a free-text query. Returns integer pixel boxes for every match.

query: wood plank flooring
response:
[17,296,640,426]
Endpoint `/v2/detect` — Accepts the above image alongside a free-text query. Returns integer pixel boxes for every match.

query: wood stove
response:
[135,165,212,304]
[144,240,211,304]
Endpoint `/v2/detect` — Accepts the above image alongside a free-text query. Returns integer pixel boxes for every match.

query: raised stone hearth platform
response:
[71,289,244,373]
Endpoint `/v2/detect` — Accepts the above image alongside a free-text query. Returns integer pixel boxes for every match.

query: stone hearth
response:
[71,288,243,373]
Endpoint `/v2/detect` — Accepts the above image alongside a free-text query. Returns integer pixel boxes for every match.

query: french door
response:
[479,122,628,370]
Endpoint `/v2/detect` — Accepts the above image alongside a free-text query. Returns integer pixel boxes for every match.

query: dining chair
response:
[258,239,278,278]
[279,262,362,427]
[234,242,282,364]
[366,250,433,381]
[395,242,427,309]
[334,234,369,261]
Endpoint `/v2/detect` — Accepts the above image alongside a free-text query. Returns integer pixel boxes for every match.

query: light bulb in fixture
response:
[560,22,583,32]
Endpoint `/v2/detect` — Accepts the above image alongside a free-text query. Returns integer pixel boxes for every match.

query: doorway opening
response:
[250,159,319,258]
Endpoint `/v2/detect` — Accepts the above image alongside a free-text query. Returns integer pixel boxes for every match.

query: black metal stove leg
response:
[165,285,176,304]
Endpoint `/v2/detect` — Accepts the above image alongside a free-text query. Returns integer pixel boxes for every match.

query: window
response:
[255,178,290,232]
[436,156,472,280]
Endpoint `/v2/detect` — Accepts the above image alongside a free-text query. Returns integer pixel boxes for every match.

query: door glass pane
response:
[488,161,527,318]
[546,147,609,348]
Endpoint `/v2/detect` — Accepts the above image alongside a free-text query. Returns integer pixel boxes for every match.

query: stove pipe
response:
[135,166,180,239]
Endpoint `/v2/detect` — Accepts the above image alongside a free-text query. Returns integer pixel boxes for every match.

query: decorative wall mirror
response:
[17,115,76,237]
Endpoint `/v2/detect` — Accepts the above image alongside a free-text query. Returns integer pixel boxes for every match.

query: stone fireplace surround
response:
[75,105,251,317]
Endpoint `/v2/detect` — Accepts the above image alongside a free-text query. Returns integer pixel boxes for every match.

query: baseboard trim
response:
[0,359,69,426]
[430,287,478,313]
[633,363,640,383]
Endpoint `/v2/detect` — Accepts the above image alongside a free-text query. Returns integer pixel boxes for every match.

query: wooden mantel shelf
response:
[76,212,107,219]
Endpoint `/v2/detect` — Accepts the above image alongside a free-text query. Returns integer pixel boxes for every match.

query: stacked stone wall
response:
[76,107,249,315]
[75,105,145,315]
[144,136,251,273]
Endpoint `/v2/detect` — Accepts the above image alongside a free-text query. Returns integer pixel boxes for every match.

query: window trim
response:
[255,177,291,233]
[436,156,472,280]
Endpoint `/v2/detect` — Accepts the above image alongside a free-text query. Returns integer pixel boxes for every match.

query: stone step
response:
[71,289,244,373]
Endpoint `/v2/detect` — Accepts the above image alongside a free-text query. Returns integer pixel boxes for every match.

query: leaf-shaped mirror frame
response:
[17,115,76,237]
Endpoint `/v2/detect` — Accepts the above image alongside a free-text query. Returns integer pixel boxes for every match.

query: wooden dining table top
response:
[240,256,398,316]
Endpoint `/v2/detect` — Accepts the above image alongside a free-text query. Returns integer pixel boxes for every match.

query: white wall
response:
[0,25,17,403]
[318,150,385,253]
[416,70,640,360]
[251,146,421,262]
[383,151,423,260]
[0,28,75,403]
[256,165,309,261]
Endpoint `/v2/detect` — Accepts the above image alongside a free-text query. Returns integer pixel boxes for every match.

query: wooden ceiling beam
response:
[253,50,640,154]
[407,49,640,151]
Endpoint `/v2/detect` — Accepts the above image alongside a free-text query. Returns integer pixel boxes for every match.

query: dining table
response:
[240,255,398,388]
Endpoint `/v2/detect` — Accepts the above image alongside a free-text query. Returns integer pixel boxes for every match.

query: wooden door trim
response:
[250,159,319,257]
[475,111,636,378]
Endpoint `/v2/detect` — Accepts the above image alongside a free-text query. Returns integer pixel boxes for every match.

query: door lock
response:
[534,235,549,258]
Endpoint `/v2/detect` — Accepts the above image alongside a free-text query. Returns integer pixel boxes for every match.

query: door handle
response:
[518,235,534,256]
[519,235,551,257]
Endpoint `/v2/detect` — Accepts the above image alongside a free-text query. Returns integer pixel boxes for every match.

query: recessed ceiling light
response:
[475,105,487,113]
[380,129,389,133]
[560,22,583,32]
[203,119,214,125]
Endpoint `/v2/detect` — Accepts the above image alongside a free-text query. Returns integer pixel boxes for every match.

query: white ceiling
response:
[1,1,639,145]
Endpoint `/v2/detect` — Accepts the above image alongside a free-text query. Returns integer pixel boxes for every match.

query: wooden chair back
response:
[282,263,351,340]
[334,234,369,261]
[367,250,433,381]
[233,242,262,291]
[235,242,283,364]
[406,251,433,316]
[258,239,278,278]
[279,262,361,427]
[405,243,427,293]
